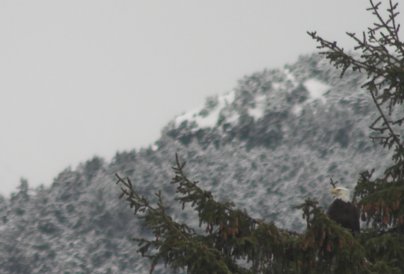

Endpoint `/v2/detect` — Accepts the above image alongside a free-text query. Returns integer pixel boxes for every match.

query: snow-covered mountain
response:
[0,54,391,273]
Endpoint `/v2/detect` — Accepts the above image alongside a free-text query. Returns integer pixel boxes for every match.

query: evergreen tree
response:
[116,1,404,273]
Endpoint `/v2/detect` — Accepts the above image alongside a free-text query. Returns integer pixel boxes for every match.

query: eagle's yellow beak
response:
[331,188,338,196]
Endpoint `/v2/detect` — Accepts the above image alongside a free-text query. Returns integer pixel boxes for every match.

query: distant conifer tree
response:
[116,1,404,273]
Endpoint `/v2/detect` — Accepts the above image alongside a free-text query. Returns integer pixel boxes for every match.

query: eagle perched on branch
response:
[327,184,360,234]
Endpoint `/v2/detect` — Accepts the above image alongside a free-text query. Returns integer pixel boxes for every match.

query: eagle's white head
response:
[330,186,350,202]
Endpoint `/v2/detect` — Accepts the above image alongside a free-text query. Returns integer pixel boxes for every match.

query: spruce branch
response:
[309,0,404,174]
[115,173,237,274]
[171,154,258,231]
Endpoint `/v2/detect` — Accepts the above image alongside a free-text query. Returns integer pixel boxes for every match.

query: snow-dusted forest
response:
[0,54,391,273]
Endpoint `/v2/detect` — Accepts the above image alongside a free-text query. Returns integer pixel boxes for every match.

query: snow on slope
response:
[175,90,235,129]
[174,67,304,130]
[292,78,330,116]
[174,67,331,130]
[304,78,330,103]
[248,94,266,120]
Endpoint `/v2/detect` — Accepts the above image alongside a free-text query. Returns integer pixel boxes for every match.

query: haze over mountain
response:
[0,54,390,273]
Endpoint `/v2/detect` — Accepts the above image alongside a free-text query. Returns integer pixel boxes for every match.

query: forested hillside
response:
[0,54,389,273]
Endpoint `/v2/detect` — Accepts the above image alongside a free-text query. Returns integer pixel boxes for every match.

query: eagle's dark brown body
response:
[327,198,360,233]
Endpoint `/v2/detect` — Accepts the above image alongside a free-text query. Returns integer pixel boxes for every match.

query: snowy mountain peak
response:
[168,55,356,142]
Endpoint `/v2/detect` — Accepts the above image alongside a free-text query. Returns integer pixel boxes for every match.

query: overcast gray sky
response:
[0,0,392,196]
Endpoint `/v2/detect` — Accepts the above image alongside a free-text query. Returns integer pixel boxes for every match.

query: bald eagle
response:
[327,186,360,234]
